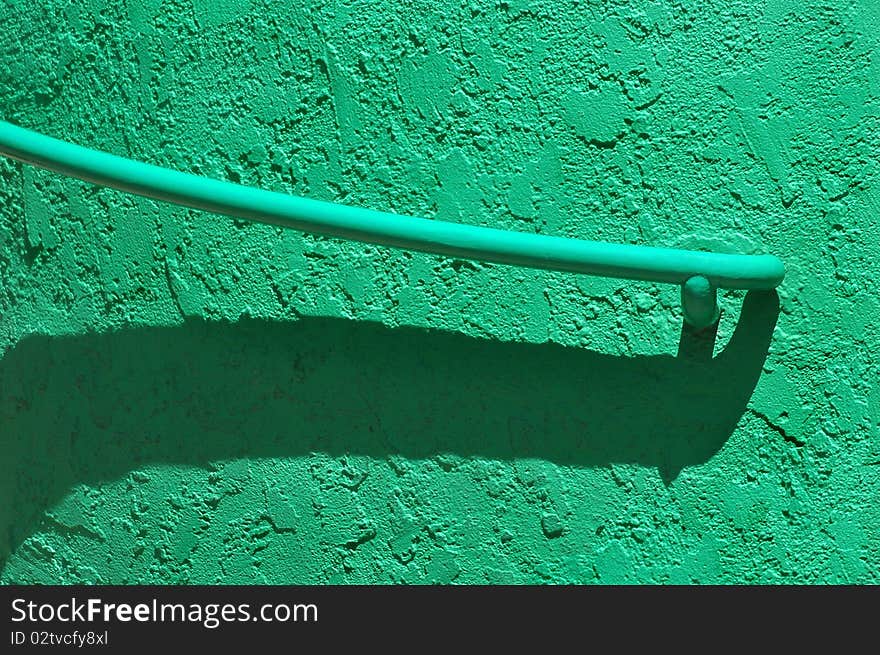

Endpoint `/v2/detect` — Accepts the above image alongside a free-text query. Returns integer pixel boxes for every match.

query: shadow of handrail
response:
[0,290,779,568]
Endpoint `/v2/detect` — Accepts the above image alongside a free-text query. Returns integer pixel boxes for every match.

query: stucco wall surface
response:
[0,0,878,583]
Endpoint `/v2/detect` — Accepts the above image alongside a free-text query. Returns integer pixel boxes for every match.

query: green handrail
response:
[0,120,784,328]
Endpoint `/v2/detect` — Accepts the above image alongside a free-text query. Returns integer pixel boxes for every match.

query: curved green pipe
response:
[0,120,784,327]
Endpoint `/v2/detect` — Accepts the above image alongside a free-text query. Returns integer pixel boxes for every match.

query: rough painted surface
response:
[0,0,877,583]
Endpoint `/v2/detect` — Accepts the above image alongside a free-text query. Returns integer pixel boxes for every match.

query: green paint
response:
[1,0,878,584]
[0,120,784,318]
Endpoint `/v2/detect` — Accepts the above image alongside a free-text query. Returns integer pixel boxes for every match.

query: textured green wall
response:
[1,0,878,583]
